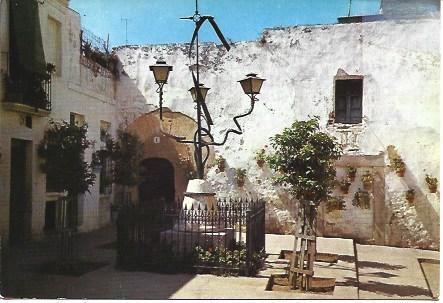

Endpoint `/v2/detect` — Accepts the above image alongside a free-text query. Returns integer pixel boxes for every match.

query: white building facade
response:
[0,0,122,242]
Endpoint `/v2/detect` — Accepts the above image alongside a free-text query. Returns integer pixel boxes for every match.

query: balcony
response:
[3,73,52,116]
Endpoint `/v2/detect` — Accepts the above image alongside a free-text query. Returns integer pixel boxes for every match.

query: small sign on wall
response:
[153,136,161,144]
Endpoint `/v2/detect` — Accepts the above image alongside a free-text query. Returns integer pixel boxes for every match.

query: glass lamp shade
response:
[238,73,266,96]
[149,60,173,84]
[189,83,210,102]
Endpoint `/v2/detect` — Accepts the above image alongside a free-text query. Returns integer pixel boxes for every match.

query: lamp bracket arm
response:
[202,98,256,147]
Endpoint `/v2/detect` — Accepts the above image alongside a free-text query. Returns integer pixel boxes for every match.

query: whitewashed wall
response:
[0,0,119,239]
[115,15,439,247]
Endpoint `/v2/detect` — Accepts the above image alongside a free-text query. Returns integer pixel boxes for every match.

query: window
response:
[99,121,112,195]
[70,112,85,126]
[47,17,62,76]
[335,79,363,124]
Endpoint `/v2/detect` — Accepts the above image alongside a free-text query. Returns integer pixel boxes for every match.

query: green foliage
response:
[352,189,371,209]
[325,196,346,213]
[236,168,247,179]
[425,174,438,187]
[38,120,95,195]
[111,129,143,186]
[194,242,266,276]
[255,148,266,162]
[267,117,342,204]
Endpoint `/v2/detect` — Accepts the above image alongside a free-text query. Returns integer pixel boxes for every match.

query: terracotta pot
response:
[363,182,372,191]
[396,168,405,177]
[237,178,245,187]
[348,173,356,182]
[428,184,437,193]
[340,185,350,194]
[256,159,265,168]
[406,196,415,204]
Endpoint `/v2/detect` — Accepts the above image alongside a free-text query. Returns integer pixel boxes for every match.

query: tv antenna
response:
[121,17,130,45]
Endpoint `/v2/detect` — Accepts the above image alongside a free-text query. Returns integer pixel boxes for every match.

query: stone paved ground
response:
[0,225,439,299]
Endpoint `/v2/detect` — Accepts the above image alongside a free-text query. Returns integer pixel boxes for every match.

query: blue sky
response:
[70,0,381,47]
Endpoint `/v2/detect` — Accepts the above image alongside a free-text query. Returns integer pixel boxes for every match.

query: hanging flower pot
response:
[326,196,346,213]
[425,175,438,193]
[215,156,226,172]
[352,189,371,209]
[339,179,351,194]
[346,166,357,182]
[255,149,266,168]
[361,170,374,190]
[391,157,406,177]
[236,168,247,187]
[405,189,415,204]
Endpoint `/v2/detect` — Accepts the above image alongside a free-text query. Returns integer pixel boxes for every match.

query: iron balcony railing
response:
[5,74,52,111]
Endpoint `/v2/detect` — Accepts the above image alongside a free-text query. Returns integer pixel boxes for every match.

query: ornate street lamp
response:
[153,0,266,179]
[238,73,266,99]
[189,83,210,103]
[149,60,173,120]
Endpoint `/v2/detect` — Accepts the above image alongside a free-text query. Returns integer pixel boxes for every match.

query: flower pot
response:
[256,159,265,168]
[340,185,350,194]
[406,196,415,204]
[362,182,372,191]
[348,173,356,182]
[428,184,437,193]
[237,178,245,187]
[217,163,225,172]
[396,168,405,177]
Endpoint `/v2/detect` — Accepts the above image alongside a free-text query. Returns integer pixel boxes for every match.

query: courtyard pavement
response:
[1,225,439,299]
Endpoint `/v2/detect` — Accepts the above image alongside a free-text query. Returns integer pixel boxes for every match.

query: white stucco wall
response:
[0,0,120,239]
[115,15,439,246]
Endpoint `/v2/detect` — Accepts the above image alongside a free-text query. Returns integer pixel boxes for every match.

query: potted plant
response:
[346,166,357,182]
[425,175,438,193]
[391,157,406,177]
[339,178,351,194]
[215,156,226,172]
[91,151,103,172]
[405,189,415,204]
[325,196,346,213]
[352,189,371,209]
[255,149,266,168]
[361,170,374,190]
[46,63,56,75]
[236,168,247,187]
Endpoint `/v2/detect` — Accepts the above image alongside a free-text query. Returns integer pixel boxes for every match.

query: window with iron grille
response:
[335,79,363,124]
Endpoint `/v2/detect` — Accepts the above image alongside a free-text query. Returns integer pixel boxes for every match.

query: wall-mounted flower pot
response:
[256,159,265,168]
[237,178,245,187]
[428,184,438,193]
[396,168,406,177]
[362,182,372,191]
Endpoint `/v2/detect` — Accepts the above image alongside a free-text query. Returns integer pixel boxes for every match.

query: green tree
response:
[267,117,342,205]
[38,120,95,196]
[111,128,144,204]
[267,117,342,289]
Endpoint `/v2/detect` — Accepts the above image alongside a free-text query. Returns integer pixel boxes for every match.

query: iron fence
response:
[116,197,266,276]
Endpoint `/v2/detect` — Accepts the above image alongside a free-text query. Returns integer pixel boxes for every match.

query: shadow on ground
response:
[1,226,197,299]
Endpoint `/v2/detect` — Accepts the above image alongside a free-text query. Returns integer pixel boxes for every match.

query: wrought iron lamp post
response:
[150,0,265,179]
[149,60,173,120]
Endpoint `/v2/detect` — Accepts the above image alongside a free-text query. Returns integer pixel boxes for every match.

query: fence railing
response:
[116,198,266,276]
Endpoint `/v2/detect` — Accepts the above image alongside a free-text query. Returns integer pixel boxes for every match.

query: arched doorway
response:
[138,158,175,209]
